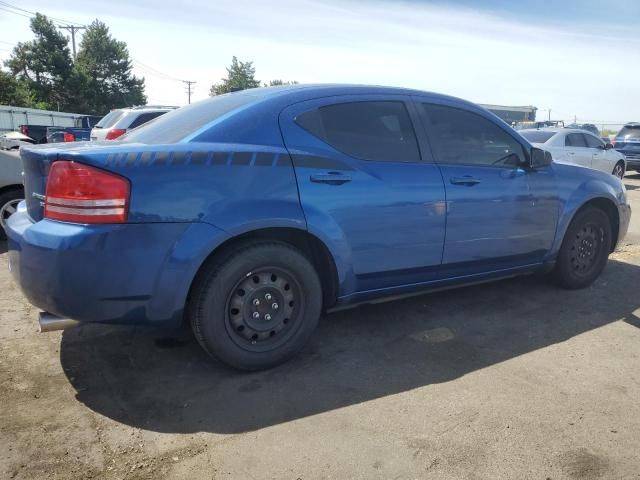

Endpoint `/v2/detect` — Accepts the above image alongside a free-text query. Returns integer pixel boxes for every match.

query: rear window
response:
[121,94,258,144]
[617,126,640,140]
[95,110,124,129]
[127,111,168,129]
[520,130,557,144]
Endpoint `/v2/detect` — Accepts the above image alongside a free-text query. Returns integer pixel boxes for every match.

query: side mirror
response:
[530,147,552,169]
[605,143,614,150]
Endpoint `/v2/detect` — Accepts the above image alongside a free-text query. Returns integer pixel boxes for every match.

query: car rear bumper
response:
[6,207,229,327]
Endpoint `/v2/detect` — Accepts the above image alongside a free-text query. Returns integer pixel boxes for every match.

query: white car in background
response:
[90,105,177,141]
[0,131,36,150]
[520,128,626,179]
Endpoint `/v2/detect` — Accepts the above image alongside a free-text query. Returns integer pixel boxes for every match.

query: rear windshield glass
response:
[519,130,557,144]
[121,93,258,144]
[95,110,124,129]
[617,126,640,140]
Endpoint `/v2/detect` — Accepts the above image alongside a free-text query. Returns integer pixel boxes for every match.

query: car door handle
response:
[310,172,352,185]
[450,176,481,186]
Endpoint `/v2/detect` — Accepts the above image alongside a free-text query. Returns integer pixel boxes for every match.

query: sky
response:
[0,0,639,124]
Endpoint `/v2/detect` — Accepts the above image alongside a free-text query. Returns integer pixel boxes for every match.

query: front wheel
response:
[612,161,625,179]
[554,207,612,289]
[189,242,322,371]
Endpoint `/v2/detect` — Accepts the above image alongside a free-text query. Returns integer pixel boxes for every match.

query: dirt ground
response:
[1,174,640,480]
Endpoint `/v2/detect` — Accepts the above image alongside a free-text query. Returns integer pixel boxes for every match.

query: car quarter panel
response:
[7,213,230,326]
[44,142,307,232]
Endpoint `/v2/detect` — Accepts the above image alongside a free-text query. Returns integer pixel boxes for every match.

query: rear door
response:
[415,100,558,277]
[564,133,592,168]
[279,95,446,294]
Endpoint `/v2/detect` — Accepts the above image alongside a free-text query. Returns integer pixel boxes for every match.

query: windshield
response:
[121,93,259,144]
[95,110,125,129]
[520,130,557,144]
[616,126,640,141]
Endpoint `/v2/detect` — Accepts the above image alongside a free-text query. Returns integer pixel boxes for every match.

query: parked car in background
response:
[614,122,640,173]
[0,131,36,150]
[46,126,92,144]
[566,123,600,136]
[520,128,626,178]
[7,85,631,370]
[601,136,611,145]
[0,149,25,238]
[18,115,101,145]
[90,106,177,141]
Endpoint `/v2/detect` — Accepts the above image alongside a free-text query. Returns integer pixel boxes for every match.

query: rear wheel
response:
[0,188,24,240]
[612,161,625,179]
[554,207,612,289]
[189,242,322,371]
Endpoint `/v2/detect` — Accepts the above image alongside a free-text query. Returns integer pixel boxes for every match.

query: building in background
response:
[480,104,537,124]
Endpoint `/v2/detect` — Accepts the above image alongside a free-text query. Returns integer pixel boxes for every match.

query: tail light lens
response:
[20,126,29,136]
[63,132,76,142]
[44,161,130,224]
[105,128,126,140]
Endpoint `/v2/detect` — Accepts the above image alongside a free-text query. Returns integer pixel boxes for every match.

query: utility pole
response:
[59,25,86,59]
[183,80,196,104]
[548,109,551,122]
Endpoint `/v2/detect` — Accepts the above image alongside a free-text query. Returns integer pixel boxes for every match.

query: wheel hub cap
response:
[227,270,297,346]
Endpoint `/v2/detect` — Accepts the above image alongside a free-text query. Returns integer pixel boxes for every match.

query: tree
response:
[4,13,72,109]
[265,79,298,87]
[0,70,35,106]
[210,56,261,96]
[73,20,146,114]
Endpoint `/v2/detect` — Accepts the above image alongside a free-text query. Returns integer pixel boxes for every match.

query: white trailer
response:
[0,105,87,132]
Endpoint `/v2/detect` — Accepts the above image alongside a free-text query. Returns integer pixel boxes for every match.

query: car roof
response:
[520,128,597,135]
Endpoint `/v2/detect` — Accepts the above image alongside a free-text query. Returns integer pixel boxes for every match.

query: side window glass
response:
[584,134,604,149]
[129,112,166,129]
[565,133,587,147]
[295,101,420,162]
[421,103,525,167]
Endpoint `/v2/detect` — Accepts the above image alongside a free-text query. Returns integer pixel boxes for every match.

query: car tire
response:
[0,188,24,240]
[612,161,625,179]
[554,206,612,289]
[189,241,322,371]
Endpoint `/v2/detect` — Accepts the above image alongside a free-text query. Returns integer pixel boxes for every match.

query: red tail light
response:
[105,128,126,140]
[63,132,76,142]
[44,161,130,224]
[20,125,29,136]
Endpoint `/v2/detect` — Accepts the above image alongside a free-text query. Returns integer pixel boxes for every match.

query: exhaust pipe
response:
[38,312,80,333]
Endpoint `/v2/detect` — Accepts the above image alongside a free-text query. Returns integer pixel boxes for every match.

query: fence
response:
[0,105,87,132]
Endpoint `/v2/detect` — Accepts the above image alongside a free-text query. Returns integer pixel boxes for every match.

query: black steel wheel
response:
[226,267,301,352]
[189,241,322,371]
[554,207,612,289]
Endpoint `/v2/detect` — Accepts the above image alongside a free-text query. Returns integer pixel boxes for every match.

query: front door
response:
[415,100,558,277]
[279,96,447,295]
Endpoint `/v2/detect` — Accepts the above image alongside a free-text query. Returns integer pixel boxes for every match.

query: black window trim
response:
[416,100,531,169]
[292,97,427,164]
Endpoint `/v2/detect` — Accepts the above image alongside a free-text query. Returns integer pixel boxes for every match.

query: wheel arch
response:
[0,183,24,197]
[566,197,620,253]
[186,226,340,314]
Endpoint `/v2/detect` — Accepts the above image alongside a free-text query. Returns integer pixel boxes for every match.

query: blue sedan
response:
[6,85,631,370]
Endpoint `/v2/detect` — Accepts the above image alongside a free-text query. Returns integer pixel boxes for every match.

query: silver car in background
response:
[90,105,177,141]
[520,128,626,178]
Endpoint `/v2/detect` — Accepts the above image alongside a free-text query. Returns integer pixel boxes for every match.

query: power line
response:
[132,59,182,82]
[0,5,32,19]
[0,0,82,25]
